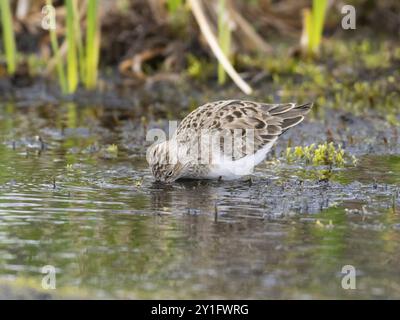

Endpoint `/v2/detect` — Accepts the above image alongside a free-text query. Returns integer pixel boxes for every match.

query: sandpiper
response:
[147,100,313,182]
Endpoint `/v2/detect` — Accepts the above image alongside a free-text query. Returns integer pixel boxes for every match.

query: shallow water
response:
[0,102,399,299]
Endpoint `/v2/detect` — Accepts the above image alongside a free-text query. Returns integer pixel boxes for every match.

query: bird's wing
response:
[176,100,313,160]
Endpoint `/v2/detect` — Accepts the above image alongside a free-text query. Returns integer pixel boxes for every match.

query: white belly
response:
[206,142,274,180]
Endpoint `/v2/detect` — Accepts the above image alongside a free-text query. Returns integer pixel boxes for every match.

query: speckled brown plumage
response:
[147,100,313,182]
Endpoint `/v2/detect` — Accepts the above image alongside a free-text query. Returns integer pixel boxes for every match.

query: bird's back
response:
[176,100,312,159]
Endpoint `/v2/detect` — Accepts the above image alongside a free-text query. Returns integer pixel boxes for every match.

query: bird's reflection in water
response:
[148,179,222,217]
[147,177,271,223]
[150,180,222,214]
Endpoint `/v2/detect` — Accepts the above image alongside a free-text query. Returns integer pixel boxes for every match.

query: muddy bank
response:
[1,36,399,123]
[0,280,64,300]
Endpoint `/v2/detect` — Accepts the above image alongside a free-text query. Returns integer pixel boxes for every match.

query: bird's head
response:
[147,141,187,183]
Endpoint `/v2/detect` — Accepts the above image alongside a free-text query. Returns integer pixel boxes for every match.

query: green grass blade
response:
[72,0,85,81]
[47,0,67,94]
[217,0,231,85]
[311,0,328,54]
[167,0,183,13]
[0,0,17,74]
[304,9,312,54]
[67,102,77,129]
[85,0,100,90]
[50,28,68,93]
[66,0,79,93]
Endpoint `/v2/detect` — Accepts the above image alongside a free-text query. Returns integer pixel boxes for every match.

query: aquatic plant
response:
[45,0,100,93]
[66,0,79,93]
[84,0,101,90]
[286,142,356,167]
[106,144,118,154]
[386,114,400,127]
[46,0,67,93]
[301,0,328,56]
[186,54,214,81]
[72,1,85,82]
[167,0,184,13]
[315,219,334,229]
[217,0,232,85]
[186,54,202,78]
[99,144,118,160]
[0,0,17,74]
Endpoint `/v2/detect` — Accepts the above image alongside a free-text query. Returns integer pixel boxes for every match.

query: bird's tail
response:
[266,102,313,133]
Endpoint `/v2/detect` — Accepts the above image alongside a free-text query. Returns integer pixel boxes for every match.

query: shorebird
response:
[147,100,312,182]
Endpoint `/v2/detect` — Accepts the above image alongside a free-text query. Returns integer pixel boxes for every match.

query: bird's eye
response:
[167,171,173,177]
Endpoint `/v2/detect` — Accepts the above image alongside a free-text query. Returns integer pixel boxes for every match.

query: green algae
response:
[285,142,356,167]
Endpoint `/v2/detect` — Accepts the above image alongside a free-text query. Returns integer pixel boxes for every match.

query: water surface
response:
[0,102,399,299]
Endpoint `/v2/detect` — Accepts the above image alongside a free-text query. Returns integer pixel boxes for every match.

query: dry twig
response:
[188,0,253,95]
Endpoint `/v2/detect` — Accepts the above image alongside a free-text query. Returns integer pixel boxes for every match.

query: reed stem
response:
[85,0,100,90]
[46,0,67,93]
[66,0,79,93]
[217,0,231,85]
[0,0,17,74]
